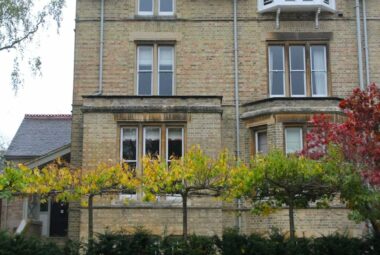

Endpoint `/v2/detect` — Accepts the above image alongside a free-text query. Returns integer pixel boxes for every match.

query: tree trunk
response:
[182,193,188,240]
[288,200,296,240]
[88,194,94,243]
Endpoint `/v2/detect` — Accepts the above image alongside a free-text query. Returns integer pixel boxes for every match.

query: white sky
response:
[0,1,76,146]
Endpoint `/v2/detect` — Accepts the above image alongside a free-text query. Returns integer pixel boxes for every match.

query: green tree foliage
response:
[302,84,380,233]
[0,0,65,90]
[235,150,339,239]
[0,161,140,244]
[142,146,234,239]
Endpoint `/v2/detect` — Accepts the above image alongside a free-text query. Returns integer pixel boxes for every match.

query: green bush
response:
[160,235,217,255]
[0,231,62,255]
[1,228,380,255]
[89,227,160,255]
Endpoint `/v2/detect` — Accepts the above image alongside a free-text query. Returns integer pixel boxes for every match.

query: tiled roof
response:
[5,114,72,158]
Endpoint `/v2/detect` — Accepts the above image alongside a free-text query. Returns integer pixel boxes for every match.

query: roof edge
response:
[24,114,72,120]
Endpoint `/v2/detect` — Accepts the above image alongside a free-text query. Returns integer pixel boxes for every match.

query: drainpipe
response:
[233,0,242,233]
[94,0,105,95]
[362,0,370,85]
[355,0,364,90]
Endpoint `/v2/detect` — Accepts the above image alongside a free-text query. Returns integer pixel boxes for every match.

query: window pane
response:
[312,71,327,96]
[159,47,173,71]
[145,127,160,158]
[168,128,183,160]
[122,128,137,161]
[269,46,284,70]
[290,46,305,70]
[285,128,302,154]
[160,0,173,13]
[138,72,152,95]
[159,72,173,95]
[256,131,268,154]
[138,46,153,71]
[270,71,284,95]
[311,46,326,71]
[139,0,153,13]
[291,71,305,96]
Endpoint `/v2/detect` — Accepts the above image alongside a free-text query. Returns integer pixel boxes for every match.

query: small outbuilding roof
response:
[5,114,72,159]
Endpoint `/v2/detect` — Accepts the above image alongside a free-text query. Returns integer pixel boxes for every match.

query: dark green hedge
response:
[0,231,80,255]
[1,229,379,255]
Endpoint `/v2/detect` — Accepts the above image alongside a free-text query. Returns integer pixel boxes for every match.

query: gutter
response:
[94,0,105,95]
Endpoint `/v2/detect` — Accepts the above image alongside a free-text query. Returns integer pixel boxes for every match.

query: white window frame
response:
[137,46,153,95]
[158,46,174,96]
[166,127,184,164]
[289,46,307,97]
[138,0,154,15]
[143,127,161,157]
[310,45,328,97]
[285,127,303,154]
[120,127,139,167]
[268,46,286,97]
[255,130,268,155]
[158,0,175,16]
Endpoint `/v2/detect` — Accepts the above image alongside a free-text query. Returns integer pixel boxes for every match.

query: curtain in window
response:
[167,128,183,160]
[285,128,302,154]
[144,127,160,158]
[311,46,327,96]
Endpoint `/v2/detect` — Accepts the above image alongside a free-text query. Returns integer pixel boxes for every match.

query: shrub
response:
[0,231,63,255]
[89,227,159,255]
[312,234,364,255]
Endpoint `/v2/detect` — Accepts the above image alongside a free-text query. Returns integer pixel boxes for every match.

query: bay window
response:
[121,125,184,165]
[268,44,328,97]
[285,127,303,154]
[166,128,184,163]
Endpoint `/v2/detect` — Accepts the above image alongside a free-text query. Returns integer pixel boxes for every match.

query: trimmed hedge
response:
[1,228,379,255]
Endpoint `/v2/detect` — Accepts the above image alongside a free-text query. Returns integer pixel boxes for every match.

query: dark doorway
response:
[49,201,68,237]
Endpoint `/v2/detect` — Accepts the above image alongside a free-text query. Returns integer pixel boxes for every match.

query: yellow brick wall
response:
[70,0,380,240]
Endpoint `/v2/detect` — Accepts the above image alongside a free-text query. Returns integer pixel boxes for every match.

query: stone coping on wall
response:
[81,95,223,114]
[241,97,342,120]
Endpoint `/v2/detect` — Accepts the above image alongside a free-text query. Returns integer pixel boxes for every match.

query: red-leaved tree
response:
[302,83,380,234]
[303,83,380,185]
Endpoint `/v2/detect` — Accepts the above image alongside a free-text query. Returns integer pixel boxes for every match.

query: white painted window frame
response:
[166,127,184,164]
[143,127,161,157]
[269,46,286,97]
[158,0,175,16]
[310,45,328,97]
[137,46,154,95]
[120,127,139,167]
[158,46,175,96]
[138,0,154,16]
[289,45,307,97]
[285,127,303,154]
